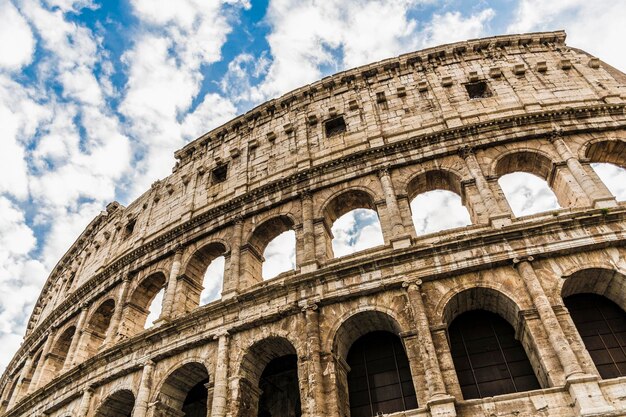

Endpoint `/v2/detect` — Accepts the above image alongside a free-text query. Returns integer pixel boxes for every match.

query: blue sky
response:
[1,0,626,372]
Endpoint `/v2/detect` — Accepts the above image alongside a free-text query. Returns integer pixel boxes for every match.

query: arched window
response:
[346,331,417,417]
[123,272,166,333]
[83,299,115,358]
[155,362,210,416]
[184,242,228,308]
[262,230,296,279]
[331,209,384,257]
[240,337,301,417]
[448,310,540,399]
[498,172,560,216]
[323,190,384,258]
[95,389,135,417]
[49,326,76,374]
[200,255,225,305]
[564,293,626,379]
[408,170,472,235]
[243,216,296,285]
[144,288,164,328]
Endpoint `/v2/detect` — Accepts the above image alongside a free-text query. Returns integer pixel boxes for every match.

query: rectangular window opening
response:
[465,81,492,99]
[212,164,228,184]
[325,116,347,138]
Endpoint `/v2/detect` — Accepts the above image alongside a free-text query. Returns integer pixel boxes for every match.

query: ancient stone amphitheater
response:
[3,30,626,417]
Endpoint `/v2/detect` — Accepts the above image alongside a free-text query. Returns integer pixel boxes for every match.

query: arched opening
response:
[324,190,384,258]
[95,389,135,417]
[449,310,540,399]
[262,230,296,279]
[83,299,115,358]
[243,216,296,285]
[123,272,166,334]
[495,151,572,216]
[239,337,301,417]
[333,310,418,416]
[47,326,76,376]
[346,331,418,417]
[408,171,472,235]
[200,256,225,305]
[564,294,626,379]
[182,242,228,309]
[156,362,210,416]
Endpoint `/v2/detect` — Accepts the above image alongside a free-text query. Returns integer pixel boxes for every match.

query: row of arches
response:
[86,267,626,417]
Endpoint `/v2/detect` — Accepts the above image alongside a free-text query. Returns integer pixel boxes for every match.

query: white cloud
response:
[222,1,494,104]
[200,256,225,305]
[592,163,626,201]
[508,0,626,71]
[410,190,472,235]
[144,288,164,328]
[262,230,296,279]
[0,1,36,70]
[331,209,384,258]
[498,172,561,217]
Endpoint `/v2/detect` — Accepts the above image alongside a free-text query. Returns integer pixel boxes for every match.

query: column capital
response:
[512,255,534,267]
[174,244,184,255]
[79,302,90,311]
[299,188,313,199]
[377,166,391,178]
[301,302,319,312]
[458,145,475,159]
[402,278,423,290]
[549,124,564,142]
[213,330,230,340]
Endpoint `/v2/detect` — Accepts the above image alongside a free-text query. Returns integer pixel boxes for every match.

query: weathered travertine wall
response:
[2,30,626,417]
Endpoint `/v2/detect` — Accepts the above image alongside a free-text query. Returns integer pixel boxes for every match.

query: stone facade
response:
[2,30,626,416]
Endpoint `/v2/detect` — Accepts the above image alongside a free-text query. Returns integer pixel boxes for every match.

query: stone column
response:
[223,218,243,297]
[6,357,33,409]
[103,276,131,347]
[404,281,457,417]
[158,247,183,322]
[514,257,613,416]
[430,325,463,400]
[133,360,155,417]
[460,147,511,226]
[302,304,325,416]
[77,386,94,417]
[378,168,412,248]
[210,331,230,417]
[301,191,318,273]
[550,128,616,208]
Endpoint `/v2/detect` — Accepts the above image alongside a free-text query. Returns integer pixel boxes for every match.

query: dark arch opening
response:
[95,389,135,417]
[257,355,301,417]
[157,362,210,416]
[564,293,626,379]
[449,310,540,399]
[124,272,166,333]
[185,242,227,307]
[48,326,76,375]
[346,331,417,417]
[84,299,115,358]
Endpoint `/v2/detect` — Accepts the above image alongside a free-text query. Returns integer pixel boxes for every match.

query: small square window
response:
[325,116,346,138]
[465,81,492,99]
[124,219,136,237]
[212,164,228,184]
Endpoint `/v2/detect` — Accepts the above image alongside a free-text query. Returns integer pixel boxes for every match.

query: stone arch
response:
[440,287,548,396]
[583,139,626,169]
[406,169,474,232]
[493,149,576,212]
[320,188,384,258]
[241,215,297,286]
[331,309,418,416]
[94,389,135,417]
[82,298,115,358]
[237,336,301,417]
[47,325,76,376]
[561,268,626,312]
[153,361,211,416]
[122,272,167,336]
[180,241,228,310]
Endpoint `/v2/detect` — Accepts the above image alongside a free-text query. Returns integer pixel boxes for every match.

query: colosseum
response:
[2,29,626,417]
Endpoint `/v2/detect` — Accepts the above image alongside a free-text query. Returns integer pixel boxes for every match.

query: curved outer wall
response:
[2,30,626,417]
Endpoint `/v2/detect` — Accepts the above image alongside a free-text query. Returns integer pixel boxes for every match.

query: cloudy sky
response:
[1,0,626,372]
